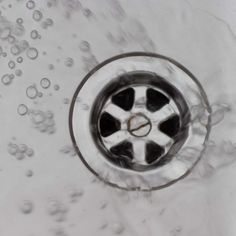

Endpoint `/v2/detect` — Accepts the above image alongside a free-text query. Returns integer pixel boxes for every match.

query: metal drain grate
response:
[69,52,211,191]
[91,71,190,171]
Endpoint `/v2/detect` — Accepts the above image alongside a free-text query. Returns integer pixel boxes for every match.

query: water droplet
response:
[38,92,43,97]
[82,54,98,72]
[44,118,55,127]
[26,85,38,99]
[8,60,15,69]
[45,18,54,26]
[16,56,23,63]
[20,200,34,214]
[79,40,90,52]
[15,69,23,77]
[15,152,25,160]
[17,104,28,115]
[30,29,39,39]
[48,64,54,70]
[1,74,13,85]
[0,27,11,39]
[111,222,124,234]
[26,0,35,10]
[64,57,74,67]
[16,18,23,25]
[31,110,45,124]
[19,144,28,153]
[211,108,225,126]
[26,148,34,157]
[8,35,16,44]
[10,45,21,55]
[26,47,38,60]
[8,143,19,155]
[26,170,33,177]
[54,84,60,91]
[83,8,92,17]
[33,10,43,21]
[40,77,51,89]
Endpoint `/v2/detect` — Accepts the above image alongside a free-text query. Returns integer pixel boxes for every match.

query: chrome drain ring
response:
[69,52,211,191]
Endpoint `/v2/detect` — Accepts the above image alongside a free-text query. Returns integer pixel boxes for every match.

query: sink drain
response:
[69,52,211,191]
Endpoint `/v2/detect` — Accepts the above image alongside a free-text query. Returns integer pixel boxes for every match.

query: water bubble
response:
[8,60,15,69]
[82,54,98,72]
[17,104,28,115]
[44,118,55,127]
[79,40,90,52]
[19,144,28,153]
[45,18,54,26]
[31,110,45,124]
[8,143,19,155]
[26,0,35,10]
[0,27,11,39]
[20,200,34,214]
[210,108,225,126]
[26,47,38,60]
[48,64,54,70]
[41,21,48,29]
[16,56,23,63]
[111,222,124,234]
[10,45,21,55]
[26,148,34,157]
[64,57,74,67]
[40,78,51,89]
[15,151,25,160]
[15,69,23,77]
[16,18,23,25]
[30,30,39,39]
[37,92,43,97]
[26,85,38,99]
[83,8,92,17]
[9,47,19,59]
[33,10,43,21]
[54,84,60,91]
[26,169,34,177]
[1,74,13,85]
[8,35,16,44]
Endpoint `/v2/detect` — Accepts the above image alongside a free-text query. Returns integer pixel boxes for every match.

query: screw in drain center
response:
[127,113,152,137]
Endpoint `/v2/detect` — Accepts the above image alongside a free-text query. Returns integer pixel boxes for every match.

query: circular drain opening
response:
[91,71,190,171]
[69,52,211,191]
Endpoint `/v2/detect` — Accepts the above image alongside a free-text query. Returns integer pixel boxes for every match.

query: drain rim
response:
[69,52,211,191]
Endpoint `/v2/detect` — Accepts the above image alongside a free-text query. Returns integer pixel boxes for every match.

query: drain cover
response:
[69,52,211,191]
